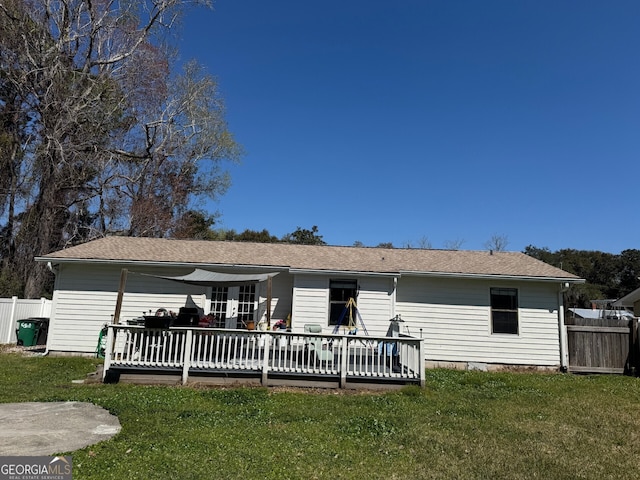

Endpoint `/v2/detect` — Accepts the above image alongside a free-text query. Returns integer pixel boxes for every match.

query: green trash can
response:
[16,318,48,347]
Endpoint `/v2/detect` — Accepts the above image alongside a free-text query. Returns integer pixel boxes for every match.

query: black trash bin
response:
[34,317,49,345]
[15,317,49,347]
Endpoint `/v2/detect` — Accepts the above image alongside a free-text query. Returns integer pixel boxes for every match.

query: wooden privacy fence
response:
[566,316,638,375]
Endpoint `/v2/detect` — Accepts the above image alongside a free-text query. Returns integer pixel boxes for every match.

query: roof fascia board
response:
[35,257,290,272]
[399,270,585,283]
[35,257,583,283]
[288,268,400,278]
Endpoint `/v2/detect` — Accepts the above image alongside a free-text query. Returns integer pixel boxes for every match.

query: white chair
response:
[304,324,333,362]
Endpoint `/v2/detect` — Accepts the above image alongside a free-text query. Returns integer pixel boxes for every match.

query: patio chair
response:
[303,324,333,362]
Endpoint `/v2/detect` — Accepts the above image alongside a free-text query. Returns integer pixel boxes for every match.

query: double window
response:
[490,288,519,334]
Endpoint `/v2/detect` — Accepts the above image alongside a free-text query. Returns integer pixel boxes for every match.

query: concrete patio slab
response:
[0,402,121,455]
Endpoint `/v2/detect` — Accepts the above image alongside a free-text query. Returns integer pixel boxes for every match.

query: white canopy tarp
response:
[140,268,279,287]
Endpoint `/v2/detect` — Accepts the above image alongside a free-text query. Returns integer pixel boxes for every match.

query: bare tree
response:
[0,0,240,297]
[106,60,240,237]
[443,238,465,250]
[485,234,509,252]
[403,235,432,249]
[416,235,433,249]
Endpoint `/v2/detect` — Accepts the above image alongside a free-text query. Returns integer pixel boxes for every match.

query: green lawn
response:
[1,351,640,479]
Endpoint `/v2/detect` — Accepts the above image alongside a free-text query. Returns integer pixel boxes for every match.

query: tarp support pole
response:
[267,276,272,329]
[113,268,128,325]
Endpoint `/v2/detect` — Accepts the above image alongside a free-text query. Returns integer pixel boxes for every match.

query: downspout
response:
[42,262,59,356]
[391,277,398,319]
[266,275,272,329]
[558,282,570,371]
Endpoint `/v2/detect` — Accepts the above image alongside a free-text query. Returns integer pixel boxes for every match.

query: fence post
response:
[4,297,16,343]
[7,296,18,343]
[419,339,426,387]
[262,334,271,386]
[103,326,114,381]
[630,318,638,376]
[182,329,193,385]
[340,337,348,388]
[112,268,128,325]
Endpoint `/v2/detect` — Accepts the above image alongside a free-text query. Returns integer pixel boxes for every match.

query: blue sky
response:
[178,1,639,253]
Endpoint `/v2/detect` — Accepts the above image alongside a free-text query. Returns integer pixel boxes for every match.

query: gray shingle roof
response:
[38,237,582,281]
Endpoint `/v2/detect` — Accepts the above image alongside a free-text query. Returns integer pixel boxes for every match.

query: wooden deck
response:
[103,326,425,389]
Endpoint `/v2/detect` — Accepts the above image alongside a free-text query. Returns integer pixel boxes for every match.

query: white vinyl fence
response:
[0,297,52,344]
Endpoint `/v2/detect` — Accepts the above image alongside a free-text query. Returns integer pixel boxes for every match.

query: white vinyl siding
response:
[46,261,563,366]
[291,275,328,331]
[396,276,561,366]
[257,272,293,324]
[355,277,394,336]
[48,264,207,353]
[49,265,293,353]
[291,275,395,335]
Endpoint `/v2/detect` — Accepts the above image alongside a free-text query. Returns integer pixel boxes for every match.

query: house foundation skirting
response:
[424,360,561,372]
[105,367,415,390]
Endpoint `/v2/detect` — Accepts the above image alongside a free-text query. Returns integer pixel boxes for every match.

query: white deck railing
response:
[103,326,425,388]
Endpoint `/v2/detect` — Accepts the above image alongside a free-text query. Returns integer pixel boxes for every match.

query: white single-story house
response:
[36,237,583,370]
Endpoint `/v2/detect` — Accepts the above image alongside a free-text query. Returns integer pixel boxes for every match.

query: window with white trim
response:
[329,280,357,326]
[490,288,519,334]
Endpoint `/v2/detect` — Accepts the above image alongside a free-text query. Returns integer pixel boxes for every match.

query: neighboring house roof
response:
[568,308,635,320]
[37,237,583,282]
[613,287,640,308]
